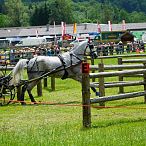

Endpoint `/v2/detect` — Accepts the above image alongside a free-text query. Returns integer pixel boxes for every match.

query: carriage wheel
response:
[0,85,15,106]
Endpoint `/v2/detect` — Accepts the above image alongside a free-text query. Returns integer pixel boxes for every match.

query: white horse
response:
[10,41,97,104]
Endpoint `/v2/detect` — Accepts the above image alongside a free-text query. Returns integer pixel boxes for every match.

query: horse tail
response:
[10,59,29,86]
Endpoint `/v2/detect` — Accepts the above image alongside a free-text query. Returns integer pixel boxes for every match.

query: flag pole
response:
[54,21,57,45]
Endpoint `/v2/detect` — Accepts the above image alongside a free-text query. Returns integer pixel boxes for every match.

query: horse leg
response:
[91,86,99,96]
[27,90,36,103]
[27,80,40,104]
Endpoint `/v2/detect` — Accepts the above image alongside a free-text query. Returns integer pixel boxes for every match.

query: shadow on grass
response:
[43,86,74,92]
[109,101,145,107]
[5,100,81,107]
[92,118,146,129]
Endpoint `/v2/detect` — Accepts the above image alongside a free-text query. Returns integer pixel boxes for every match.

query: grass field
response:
[1,56,146,146]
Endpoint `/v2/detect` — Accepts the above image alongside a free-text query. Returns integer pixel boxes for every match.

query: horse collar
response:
[58,54,68,80]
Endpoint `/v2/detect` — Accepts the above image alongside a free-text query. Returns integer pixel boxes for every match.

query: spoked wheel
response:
[0,85,15,106]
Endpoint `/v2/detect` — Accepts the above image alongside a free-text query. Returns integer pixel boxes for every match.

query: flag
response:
[108,21,112,31]
[122,20,126,30]
[97,22,101,32]
[54,21,57,44]
[54,21,56,37]
[73,23,77,34]
[61,21,66,40]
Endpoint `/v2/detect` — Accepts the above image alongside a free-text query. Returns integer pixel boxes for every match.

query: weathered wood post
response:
[44,77,48,88]
[51,77,55,91]
[143,62,146,103]
[17,86,21,101]
[37,80,42,96]
[98,63,105,106]
[82,61,91,128]
[91,57,95,82]
[118,57,124,93]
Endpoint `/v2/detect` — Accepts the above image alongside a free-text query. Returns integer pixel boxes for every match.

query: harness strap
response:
[58,54,68,80]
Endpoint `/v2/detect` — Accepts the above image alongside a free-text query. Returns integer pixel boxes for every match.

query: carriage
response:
[0,65,15,105]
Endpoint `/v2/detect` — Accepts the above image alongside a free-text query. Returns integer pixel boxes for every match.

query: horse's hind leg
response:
[27,90,36,103]
[27,80,40,103]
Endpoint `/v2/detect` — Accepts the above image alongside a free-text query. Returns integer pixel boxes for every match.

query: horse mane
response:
[10,59,28,86]
[70,40,88,55]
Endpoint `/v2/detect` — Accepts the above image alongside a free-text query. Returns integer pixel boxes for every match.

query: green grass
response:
[1,55,146,146]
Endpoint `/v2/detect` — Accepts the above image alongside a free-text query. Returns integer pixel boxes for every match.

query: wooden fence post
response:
[118,57,124,93]
[98,63,105,106]
[91,58,95,82]
[143,62,146,103]
[82,61,91,128]
[51,77,55,91]
[17,86,21,101]
[37,80,42,96]
[44,77,48,88]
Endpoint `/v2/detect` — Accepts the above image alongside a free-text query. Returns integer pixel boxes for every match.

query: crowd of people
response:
[0,40,145,65]
[94,40,145,56]
[0,44,61,65]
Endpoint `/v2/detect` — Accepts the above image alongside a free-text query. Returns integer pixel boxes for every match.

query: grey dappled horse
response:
[10,41,97,104]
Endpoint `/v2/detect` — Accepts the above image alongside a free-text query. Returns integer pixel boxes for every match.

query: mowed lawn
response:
[1,56,146,146]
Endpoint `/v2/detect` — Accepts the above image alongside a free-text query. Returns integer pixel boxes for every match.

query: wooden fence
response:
[82,58,146,127]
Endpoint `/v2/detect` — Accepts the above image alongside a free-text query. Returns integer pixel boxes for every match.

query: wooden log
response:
[44,77,48,88]
[91,58,95,82]
[118,57,124,93]
[90,64,144,71]
[97,54,146,59]
[51,77,55,91]
[90,69,146,78]
[90,91,146,104]
[122,59,146,63]
[90,81,145,88]
[98,63,105,106]
[37,80,42,96]
[143,63,146,103]
[17,86,21,101]
[82,63,91,128]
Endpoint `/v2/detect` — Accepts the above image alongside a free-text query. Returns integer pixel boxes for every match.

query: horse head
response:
[69,40,88,59]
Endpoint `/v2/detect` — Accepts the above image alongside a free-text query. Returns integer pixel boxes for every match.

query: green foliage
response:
[1,0,146,27]
[49,0,74,24]
[0,14,11,27]
[4,0,29,27]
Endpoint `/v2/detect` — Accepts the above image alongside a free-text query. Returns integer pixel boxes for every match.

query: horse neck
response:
[70,42,87,60]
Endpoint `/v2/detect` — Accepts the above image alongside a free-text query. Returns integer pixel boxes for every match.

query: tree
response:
[0,14,11,27]
[4,0,27,26]
[30,2,49,26]
[49,0,74,24]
